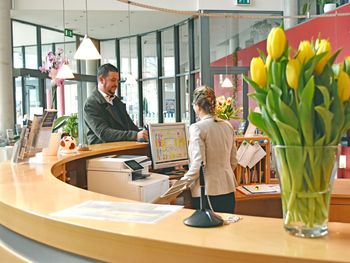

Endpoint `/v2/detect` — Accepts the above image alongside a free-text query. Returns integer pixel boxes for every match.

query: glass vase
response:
[273,145,338,238]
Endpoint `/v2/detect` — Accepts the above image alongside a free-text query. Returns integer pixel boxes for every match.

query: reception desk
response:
[1,141,350,262]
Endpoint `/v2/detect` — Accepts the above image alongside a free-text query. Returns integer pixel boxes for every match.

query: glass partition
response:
[180,75,190,125]
[120,37,138,81]
[120,81,139,126]
[194,18,200,70]
[179,23,189,73]
[143,79,158,124]
[161,28,175,76]
[100,40,117,66]
[14,77,23,125]
[142,33,157,78]
[162,78,176,123]
[12,21,37,69]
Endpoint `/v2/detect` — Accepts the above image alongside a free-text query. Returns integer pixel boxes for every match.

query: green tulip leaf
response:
[248,93,267,106]
[299,77,315,145]
[327,49,341,66]
[257,48,267,62]
[315,106,333,144]
[248,111,270,137]
[261,107,284,145]
[274,118,301,145]
[317,85,331,109]
[243,75,267,93]
[272,61,282,89]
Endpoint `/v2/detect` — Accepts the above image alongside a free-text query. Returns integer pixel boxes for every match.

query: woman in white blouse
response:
[183,86,237,213]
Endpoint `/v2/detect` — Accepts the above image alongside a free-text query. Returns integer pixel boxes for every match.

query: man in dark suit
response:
[84,63,148,144]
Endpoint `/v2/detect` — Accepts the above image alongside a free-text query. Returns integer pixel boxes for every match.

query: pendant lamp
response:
[125,2,137,85]
[74,0,101,60]
[221,15,233,88]
[57,0,74,79]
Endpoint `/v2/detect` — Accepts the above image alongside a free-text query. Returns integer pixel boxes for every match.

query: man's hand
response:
[137,129,149,142]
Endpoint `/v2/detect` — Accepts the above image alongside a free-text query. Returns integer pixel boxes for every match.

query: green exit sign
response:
[64,28,73,38]
[236,0,251,5]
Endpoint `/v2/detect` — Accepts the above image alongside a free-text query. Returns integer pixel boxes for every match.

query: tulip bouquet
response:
[215,95,242,120]
[244,25,350,236]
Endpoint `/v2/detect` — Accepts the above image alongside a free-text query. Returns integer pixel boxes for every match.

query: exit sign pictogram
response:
[237,0,251,5]
[64,28,73,38]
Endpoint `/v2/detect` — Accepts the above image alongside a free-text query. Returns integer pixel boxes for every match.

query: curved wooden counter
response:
[1,142,350,263]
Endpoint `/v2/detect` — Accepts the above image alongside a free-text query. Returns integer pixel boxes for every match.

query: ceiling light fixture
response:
[221,15,233,88]
[73,0,101,60]
[125,2,137,86]
[56,0,74,79]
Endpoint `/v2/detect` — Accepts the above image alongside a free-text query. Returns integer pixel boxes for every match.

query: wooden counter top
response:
[1,141,350,262]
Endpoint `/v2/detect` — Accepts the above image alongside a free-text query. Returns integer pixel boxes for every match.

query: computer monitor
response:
[148,122,189,170]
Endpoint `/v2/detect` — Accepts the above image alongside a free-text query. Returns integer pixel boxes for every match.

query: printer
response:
[86,155,169,202]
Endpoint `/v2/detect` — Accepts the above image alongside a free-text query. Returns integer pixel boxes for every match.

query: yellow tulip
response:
[286,59,301,90]
[346,56,350,64]
[314,39,332,75]
[338,70,350,102]
[266,27,287,60]
[297,40,314,64]
[250,57,267,87]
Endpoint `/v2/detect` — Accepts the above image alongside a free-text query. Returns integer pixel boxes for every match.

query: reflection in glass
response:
[64,81,78,115]
[161,29,175,76]
[194,18,200,70]
[162,78,175,123]
[143,80,158,124]
[13,47,23,68]
[25,46,38,69]
[180,76,190,125]
[100,40,117,66]
[179,23,189,73]
[24,77,42,120]
[209,15,280,65]
[12,21,37,69]
[142,33,157,78]
[120,37,138,81]
[15,77,23,125]
[120,81,139,126]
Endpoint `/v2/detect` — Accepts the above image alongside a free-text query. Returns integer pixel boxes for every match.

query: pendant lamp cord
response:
[62,0,66,62]
[128,2,132,75]
[85,0,88,36]
[225,15,228,78]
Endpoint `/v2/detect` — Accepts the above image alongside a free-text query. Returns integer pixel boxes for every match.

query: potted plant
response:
[53,113,78,139]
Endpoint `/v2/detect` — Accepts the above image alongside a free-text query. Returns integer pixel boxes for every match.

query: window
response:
[142,33,157,78]
[12,21,37,69]
[179,23,189,73]
[161,29,175,76]
[162,78,176,123]
[100,40,117,66]
[143,79,158,124]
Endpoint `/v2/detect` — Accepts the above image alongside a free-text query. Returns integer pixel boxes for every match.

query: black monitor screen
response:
[124,160,144,171]
[148,123,189,170]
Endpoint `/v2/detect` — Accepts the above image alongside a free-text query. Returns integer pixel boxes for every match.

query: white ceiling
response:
[11,9,190,39]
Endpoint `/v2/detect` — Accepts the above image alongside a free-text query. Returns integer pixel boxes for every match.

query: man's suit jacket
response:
[84,88,139,144]
[185,115,237,197]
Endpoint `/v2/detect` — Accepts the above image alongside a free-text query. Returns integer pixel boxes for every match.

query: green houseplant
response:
[53,113,78,139]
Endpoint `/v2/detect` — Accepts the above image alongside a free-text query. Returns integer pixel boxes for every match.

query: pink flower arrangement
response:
[39,48,65,87]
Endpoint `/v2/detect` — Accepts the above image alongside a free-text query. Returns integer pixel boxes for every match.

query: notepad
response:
[242,184,280,194]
